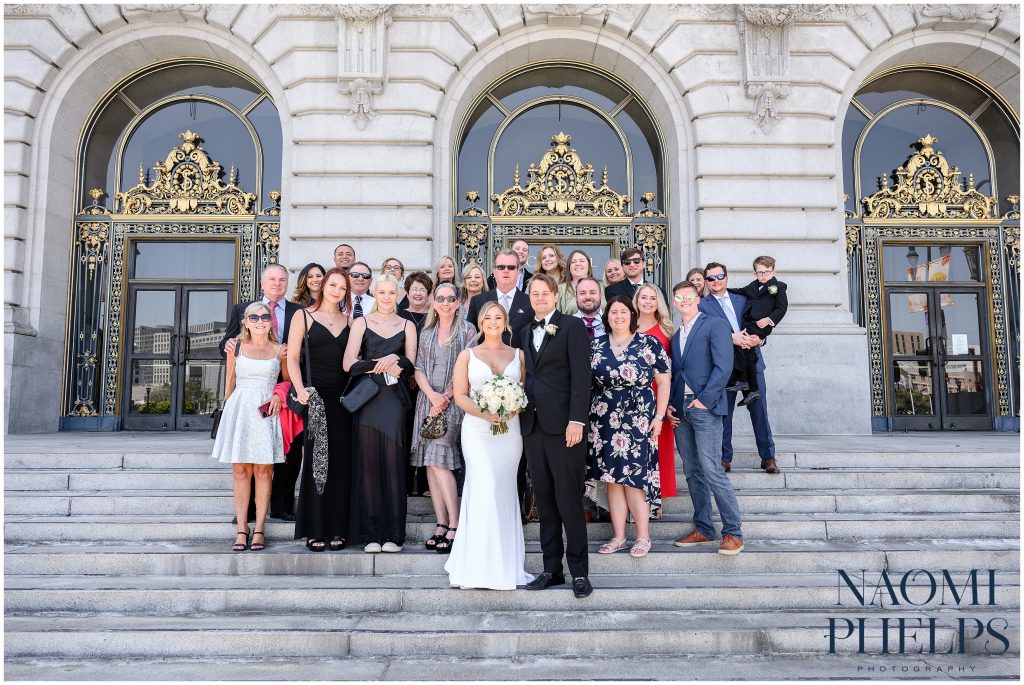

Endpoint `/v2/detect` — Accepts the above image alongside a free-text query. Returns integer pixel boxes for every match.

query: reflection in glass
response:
[183,361,223,416]
[492,102,626,200]
[248,96,283,208]
[458,103,504,205]
[976,103,1020,203]
[938,293,982,355]
[122,64,261,112]
[882,245,982,283]
[132,241,235,280]
[944,361,986,415]
[119,101,257,196]
[129,360,173,414]
[493,68,626,112]
[132,290,176,353]
[615,98,662,211]
[82,95,136,208]
[517,241,612,277]
[842,105,869,210]
[855,70,988,118]
[186,290,229,354]
[893,360,934,416]
[888,292,930,355]
[859,104,990,199]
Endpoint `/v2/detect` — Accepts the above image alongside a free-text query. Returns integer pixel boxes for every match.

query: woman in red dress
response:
[633,284,677,515]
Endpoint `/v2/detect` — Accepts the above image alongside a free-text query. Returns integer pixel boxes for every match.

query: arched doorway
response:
[843,65,1020,431]
[61,59,283,431]
[452,63,669,291]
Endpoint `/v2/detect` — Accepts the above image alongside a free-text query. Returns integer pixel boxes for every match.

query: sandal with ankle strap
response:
[306,538,326,552]
[249,531,266,552]
[630,538,651,558]
[598,537,628,554]
[435,527,456,555]
[329,536,346,551]
[425,523,449,550]
[232,529,250,552]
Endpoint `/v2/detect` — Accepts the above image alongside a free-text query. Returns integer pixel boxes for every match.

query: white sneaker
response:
[364,542,382,554]
[381,541,403,553]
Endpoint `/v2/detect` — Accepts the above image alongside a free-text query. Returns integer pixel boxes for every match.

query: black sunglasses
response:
[247,313,272,322]
[706,274,727,281]
[349,272,372,280]
[622,257,644,265]
[494,264,518,271]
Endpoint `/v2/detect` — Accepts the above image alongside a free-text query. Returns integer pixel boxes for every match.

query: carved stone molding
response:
[336,4,392,130]
[120,4,208,22]
[524,4,608,27]
[918,4,1001,30]
[736,6,792,132]
[391,4,473,17]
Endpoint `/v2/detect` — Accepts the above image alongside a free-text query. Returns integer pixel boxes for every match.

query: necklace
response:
[609,333,633,355]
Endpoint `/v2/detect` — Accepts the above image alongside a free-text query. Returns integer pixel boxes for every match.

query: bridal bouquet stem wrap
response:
[471,375,529,435]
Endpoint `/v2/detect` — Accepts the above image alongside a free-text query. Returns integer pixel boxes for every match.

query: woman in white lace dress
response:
[211,302,288,552]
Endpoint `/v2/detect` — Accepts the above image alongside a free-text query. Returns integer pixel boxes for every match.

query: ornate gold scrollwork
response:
[458,190,487,217]
[491,132,630,218]
[1003,194,1020,220]
[78,222,109,278]
[456,223,488,267]
[80,188,110,215]
[258,222,281,270]
[1003,224,1020,274]
[261,190,282,217]
[861,134,996,220]
[845,224,860,256]
[633,223,665,278]
[635,192,665,218]
[115,130,257,216]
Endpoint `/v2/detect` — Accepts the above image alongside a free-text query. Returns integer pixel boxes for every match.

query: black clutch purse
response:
[210,408,223,439]
[419,412,448,440]
[340,376,380,412]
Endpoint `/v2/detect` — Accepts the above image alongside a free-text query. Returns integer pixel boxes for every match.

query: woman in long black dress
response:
[288,267,353,552]
[343,274,418,553]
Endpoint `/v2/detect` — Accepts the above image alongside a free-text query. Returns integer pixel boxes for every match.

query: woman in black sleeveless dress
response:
[288,268,353,551]
[343,274,418,553]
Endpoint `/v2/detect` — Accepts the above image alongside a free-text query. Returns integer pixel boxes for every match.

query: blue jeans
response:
[675,396,743,539]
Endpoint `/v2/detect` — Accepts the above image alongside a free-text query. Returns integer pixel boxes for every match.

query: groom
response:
[519,273,593,598]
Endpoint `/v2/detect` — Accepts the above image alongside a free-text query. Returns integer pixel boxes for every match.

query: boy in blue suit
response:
[668,281,744,556]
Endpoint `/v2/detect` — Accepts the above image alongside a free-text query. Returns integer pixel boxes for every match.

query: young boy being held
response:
[726,256,788,406]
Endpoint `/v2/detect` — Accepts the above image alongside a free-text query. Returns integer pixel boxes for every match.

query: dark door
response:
[887,287,992,430]
[123,284,231,430]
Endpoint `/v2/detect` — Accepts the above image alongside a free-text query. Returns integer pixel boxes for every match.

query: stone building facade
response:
[3,3,1020,434]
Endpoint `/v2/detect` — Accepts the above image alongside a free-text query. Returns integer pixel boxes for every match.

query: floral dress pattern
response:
[587,333,670,507]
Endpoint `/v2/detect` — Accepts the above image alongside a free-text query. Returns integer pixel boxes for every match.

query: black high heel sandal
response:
[232,528,250,552]
[329,536,346,551]
[435,527,456,555]
[306,538,326,552]
[425,523,449,550]
[249,531,266,552]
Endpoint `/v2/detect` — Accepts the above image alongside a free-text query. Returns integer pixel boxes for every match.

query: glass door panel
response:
[176,287,231,431]
[123,287,179,429]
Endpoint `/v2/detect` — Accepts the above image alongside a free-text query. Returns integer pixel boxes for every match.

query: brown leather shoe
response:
[718,534,745,556]
[761,458,780,474]
[722,460,731,472]
[673,530,716,547]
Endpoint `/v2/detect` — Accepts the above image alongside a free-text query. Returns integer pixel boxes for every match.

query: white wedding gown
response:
[445,349,534,590]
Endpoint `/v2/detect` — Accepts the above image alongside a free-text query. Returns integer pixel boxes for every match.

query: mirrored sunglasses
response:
[247,313,272,322]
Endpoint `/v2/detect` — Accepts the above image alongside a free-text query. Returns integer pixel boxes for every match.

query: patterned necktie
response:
[719,296,740,333]
[583,316,596,340]
[268,300,280,339]
[500,293,511,313]
[353,296,364,319]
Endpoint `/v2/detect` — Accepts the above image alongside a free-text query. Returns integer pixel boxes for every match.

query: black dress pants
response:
[270,432,304,514]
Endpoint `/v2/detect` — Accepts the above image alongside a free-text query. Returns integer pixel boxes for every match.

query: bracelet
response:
[654,415,664,421]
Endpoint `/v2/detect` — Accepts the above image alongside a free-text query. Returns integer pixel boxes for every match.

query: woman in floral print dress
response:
[586,296,671,558]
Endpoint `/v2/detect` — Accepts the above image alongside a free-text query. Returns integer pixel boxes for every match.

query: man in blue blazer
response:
[668,281,744,555]
[698,262,779,474]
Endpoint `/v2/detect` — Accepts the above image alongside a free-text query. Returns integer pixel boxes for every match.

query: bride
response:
[446,301,534,589]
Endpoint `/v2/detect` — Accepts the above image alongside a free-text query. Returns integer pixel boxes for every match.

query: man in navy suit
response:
[668,281,744,555]
[698,262,779,474]
[466,249,534,347]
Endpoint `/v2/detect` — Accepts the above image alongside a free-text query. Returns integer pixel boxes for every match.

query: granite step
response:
[3,513,1018,543]
[6,572,1018,614]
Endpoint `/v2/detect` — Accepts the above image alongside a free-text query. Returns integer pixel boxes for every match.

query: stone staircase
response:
[4,433,1020,680]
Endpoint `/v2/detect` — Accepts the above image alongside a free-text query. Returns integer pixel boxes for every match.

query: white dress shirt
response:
[574,310,605,339]
[677,312,703,395]
[532,311,554,351]
[496,287,517,313]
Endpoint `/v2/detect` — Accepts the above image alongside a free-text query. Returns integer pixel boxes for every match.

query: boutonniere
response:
[767,285,778,295]
[544,323,559,336]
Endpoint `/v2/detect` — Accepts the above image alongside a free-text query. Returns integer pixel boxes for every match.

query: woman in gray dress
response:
[410,282,478,553]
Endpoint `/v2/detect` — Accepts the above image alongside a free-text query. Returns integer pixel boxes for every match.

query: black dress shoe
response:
[572,577,594,598]
[737,390,760,407]
[726,382,749,393]
[525,572,565,591]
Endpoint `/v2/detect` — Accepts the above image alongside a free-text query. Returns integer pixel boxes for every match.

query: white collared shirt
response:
[532,311,554,351]
[496,287,517,313]
[574,310,605,339]
[677,312,702,395]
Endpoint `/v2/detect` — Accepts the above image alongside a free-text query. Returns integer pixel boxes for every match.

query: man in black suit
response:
[520,273,593,599]
[467,249,534,347]
[487,239,532,291]
[220,263,304,521]
[604,247,664,302]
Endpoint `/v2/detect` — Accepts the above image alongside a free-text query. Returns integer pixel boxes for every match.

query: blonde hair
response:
[238,302,279,344]
[424,281,461,330]
[633,283,675,338]
[538,243,567,284]
[369,274,402,314]
[476,300,510,336]
[433,255,460,289]
[461,262,488,300]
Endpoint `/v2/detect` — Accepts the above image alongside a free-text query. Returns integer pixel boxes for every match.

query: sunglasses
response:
[673,294,698,302]
[247,313,272,322]
[494,264,518,271]
[622,258,644,265]
[706,274,727,281]
[434,295,458,304]
[349,272,372,280]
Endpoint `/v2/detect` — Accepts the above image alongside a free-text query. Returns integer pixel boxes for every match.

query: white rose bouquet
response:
[471,375,529,435]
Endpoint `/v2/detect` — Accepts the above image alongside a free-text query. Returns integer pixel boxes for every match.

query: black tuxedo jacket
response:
[487,267,532,291]
[519,310,592,436]
[604,279,666,304]
[729,277,788,327]
[465,289,534,348]
[219,299,302,357]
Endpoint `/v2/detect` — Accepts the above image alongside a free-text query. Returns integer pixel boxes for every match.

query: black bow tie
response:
[532,319,546,329]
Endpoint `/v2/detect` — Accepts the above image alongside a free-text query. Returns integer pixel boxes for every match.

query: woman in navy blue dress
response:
[586,296,670,558]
